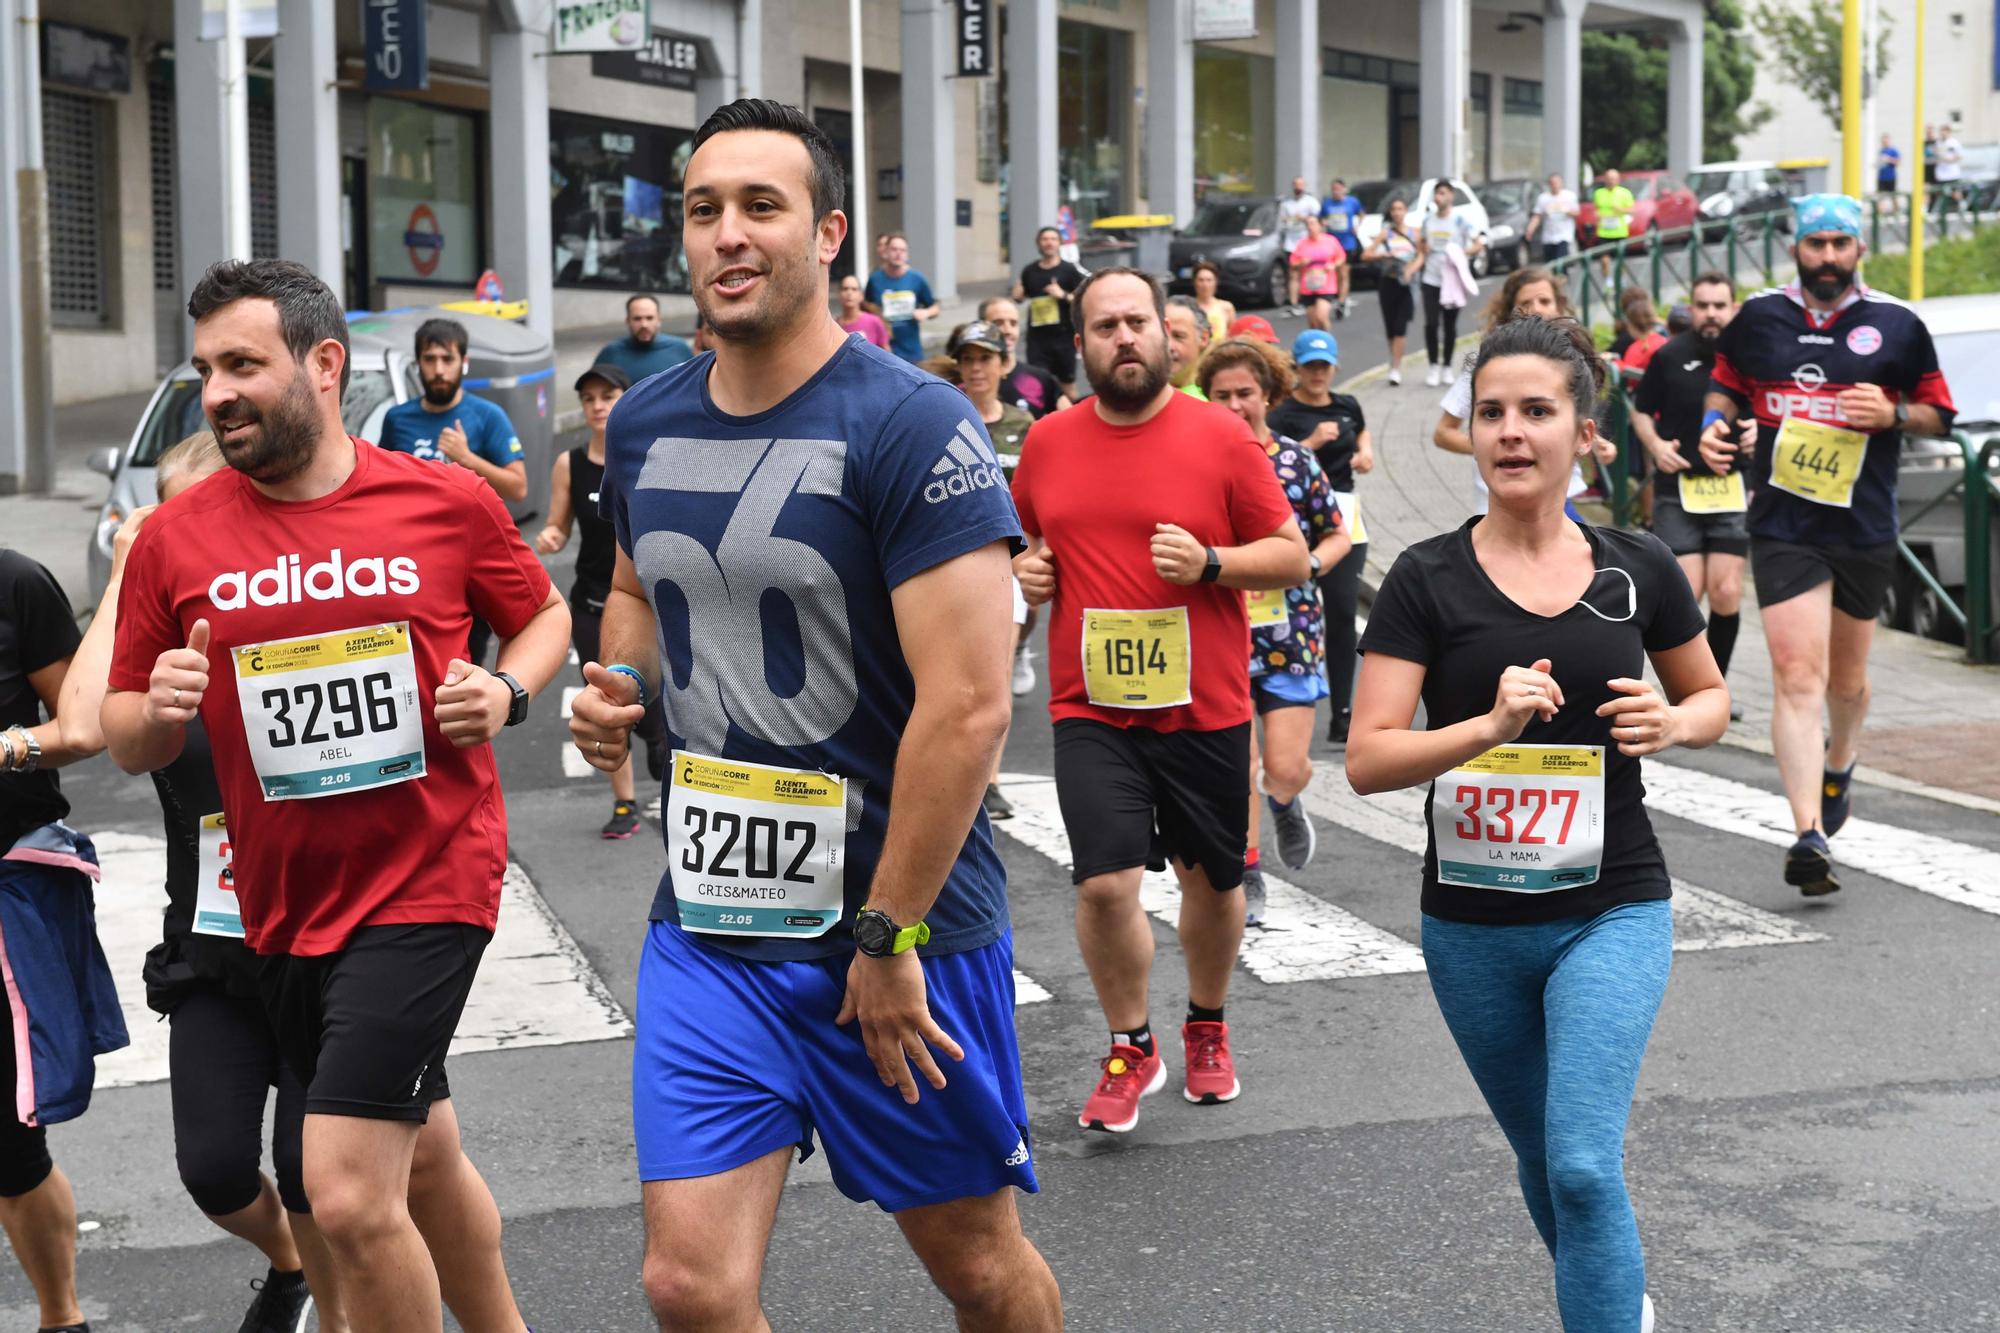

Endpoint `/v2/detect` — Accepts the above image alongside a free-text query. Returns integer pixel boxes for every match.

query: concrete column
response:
[1541,0,1581,186]
[174,0,233,309]
[1006,0,1058,268]
[1419,0,1466,181]
[1665,17,1704,179]
[738,0,763,95]
[489,25,553,339]
[1146,0,1193,224]
[275,0,341,286]
[0,0,27,491]
[1273,0,1319,190]
[899,0,956,301]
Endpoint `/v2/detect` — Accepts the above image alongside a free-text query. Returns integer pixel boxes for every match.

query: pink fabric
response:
[1440,245,1478,310]
[840,312,891,350]
[0,919,35,1127]
[0,846,101,881]
[1291,235,1346,297]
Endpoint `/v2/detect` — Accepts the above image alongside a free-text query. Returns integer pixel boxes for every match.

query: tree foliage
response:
[1580,0,1774,173]
[1750,0,1893,133]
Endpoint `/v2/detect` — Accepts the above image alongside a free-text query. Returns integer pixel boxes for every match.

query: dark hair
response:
[1036,226,1061,243]
[414,317,469,360]
[1166,294,1210,344]
[1468,316,1608,423]
[1331,178,1346,187]
[1190,260,1221,284]
[1689,270,1734,300]
[186,259,350,394]
[1195,337,1294,403]
[625,292,660,314]
[1619,291,1660,339]
[690,98,847,223]
[1484,265,1573,332]
[1074,266,1167,327]
[977,295,1016,320]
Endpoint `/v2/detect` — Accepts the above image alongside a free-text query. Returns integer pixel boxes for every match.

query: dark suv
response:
[1166,197,1285,308]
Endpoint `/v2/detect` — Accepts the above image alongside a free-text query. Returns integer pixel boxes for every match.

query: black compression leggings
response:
[169,986,310,1215]
[1422,283,1460,367]
[0,977,51,1199]
[1317,541,1367,714]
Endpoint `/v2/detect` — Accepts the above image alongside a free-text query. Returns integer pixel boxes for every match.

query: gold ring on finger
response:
[173,689,182,708]
[595,740,603,756]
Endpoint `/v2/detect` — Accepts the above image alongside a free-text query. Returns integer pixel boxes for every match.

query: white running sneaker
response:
[1640,1292,1656,1333]
[1425,364,1442,388]
[1387,367,1402,386]
[1442,364,1458,386]
[1012,646,1036,697]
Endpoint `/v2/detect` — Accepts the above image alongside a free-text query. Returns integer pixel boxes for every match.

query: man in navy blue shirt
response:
[377,318,527,503]
[593,293,694,384]
[567,98,1059,1329]
[1699,194,1956,896]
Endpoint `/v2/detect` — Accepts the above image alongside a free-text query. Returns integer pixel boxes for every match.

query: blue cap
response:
[1291,329,1339,366]
[1792,193,1863,240]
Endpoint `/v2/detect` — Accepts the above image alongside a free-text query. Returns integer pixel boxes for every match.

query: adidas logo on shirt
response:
[923,421,1008,504]
[208,548,421,610]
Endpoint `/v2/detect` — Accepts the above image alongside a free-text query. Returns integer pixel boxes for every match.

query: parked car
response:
[1881,292,2000,643]
[1349,177,1492,279]
[1952,142,2000,211]
[1166,196,1287,307]
[84,307,555,603]
[1576,170,1701,242]
[1478,177,1538,271]
[1686,161,1793,238]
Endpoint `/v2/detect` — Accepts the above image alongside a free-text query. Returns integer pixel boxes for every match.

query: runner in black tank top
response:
[536,365,665,837]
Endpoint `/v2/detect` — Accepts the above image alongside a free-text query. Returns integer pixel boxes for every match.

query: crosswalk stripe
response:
[1014,970,1052,1004]
[88,833,631,1091]
[996,774,1428,982]
[1638,761,2000,918]
[559,687,595,778]
[1297,772,1826,953]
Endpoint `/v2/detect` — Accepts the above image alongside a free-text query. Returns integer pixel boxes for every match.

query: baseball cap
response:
[1227,314,1280,345]
[1292,329,1339,366]
[948,320,1007,358]
[574,363,632,392]
[1792,193,1863,240]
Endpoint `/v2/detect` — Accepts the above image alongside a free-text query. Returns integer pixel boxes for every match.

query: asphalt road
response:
[10,319,2000,1330]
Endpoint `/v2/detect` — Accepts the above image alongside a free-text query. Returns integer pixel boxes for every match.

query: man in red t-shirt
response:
[102,260,569,1332]
[1011,268,1308,1134]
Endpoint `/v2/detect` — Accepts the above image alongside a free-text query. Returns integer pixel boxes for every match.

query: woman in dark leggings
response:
[1416,181,1485,386]
[1360,196,1422,385]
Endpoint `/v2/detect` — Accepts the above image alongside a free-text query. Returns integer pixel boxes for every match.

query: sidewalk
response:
[1340,360,2000,807]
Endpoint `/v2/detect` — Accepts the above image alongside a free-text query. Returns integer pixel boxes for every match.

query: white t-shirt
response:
[1439,373,1589,512]
[1279,195,1321,252]
[1936,137,1964,183]
[1421,212,1476,285]
[1532,190,1579,246]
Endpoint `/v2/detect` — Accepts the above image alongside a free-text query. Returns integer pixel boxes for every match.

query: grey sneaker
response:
[1241,865,1267,927]
[1269,796,1317,871]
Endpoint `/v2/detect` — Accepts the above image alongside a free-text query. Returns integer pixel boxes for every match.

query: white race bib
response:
[881,290,917,322]
[1332,491,1369,546]
[1433,745,1605,891]
[192,811,245,938]
[668,751,846,938]
[232,623,426,801]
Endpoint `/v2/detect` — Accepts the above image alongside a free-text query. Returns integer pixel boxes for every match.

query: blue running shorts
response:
[633,922,1038,1212]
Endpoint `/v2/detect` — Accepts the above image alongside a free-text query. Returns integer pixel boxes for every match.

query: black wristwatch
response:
[1200,546,1223,583]
[1894,401,1911,429]
[853,906,930,957]
[493,671,530,727]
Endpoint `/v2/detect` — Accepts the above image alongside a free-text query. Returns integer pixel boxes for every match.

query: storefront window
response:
[1501,78,1544,178]
[1195,48,1273,202]
[367,100,481,287]
[550,110,694,293]
[1057,20,1129,229]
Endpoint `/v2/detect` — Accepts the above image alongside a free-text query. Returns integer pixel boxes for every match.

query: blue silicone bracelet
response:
[1702,408,1727,431]
[605,664,649,706]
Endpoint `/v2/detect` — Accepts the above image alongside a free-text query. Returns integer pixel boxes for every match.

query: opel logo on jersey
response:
[1791,363,1828,393]
[207,549,421,611]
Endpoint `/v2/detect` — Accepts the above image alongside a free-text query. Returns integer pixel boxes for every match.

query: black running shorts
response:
[258,923,488,1121]
[1751,538,1896,620]
[1026,334,1077,386]
[1052,719,1251,891]
[1651,487,1750,558]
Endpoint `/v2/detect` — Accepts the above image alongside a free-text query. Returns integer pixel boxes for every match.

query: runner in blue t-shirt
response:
[1320,179,1365,320]
[569,98,1060,1329]
[863,235,940,361]
[376,318,527,501]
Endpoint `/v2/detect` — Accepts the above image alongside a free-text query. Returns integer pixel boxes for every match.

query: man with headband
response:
[1698,194,1956,896]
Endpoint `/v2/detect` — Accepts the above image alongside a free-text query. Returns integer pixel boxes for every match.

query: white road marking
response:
[996,774,1428,982]
[89,835,630,1090]
[559,685,602,778]
[1297,775,1824,952]
[1013,970,1052,1004]
[1639,761,2000,918]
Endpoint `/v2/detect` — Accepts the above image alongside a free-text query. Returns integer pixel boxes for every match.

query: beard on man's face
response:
[1801,259,1856,302]
[1085,338,1169,412]
[211,368,322,485]
[422,368,463,407]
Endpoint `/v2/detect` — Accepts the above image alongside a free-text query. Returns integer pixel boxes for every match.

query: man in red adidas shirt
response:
[103,260,569,1331]
[1011,267,1308,1134]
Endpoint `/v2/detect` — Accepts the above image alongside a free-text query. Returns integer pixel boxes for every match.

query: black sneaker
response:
[601,801,641,840]
[1326,710,1351,746]
[983,783,1014,821]
[238,1266,312,1333]
[40,1325,91,1333]
[1821,761,1856,837]
[1783,830,1840,897]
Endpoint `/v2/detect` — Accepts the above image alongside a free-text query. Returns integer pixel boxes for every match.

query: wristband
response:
[605,664,650,706]
[1701,408,1727,432]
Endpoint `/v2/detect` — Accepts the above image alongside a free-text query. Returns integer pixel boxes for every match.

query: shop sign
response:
[590,30,713,92]
[41,21,130,95]
[1192,0,1256,41]
[955,0,997,77]
[365,0,427,91]
[404,204,445,278]
[554,0,652,54]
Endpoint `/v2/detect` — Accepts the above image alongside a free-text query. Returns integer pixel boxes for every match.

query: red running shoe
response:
[1182,1021,1240,1104]
[1078,1043,1166,1133]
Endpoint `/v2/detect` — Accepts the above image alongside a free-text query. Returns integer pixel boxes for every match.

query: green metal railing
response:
[1897,431,2000,664]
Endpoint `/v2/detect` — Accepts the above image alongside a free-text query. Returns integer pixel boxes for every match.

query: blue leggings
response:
[1421,900,1672,1333]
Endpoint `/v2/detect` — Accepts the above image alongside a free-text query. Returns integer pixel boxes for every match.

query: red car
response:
[1578,170,1701,239]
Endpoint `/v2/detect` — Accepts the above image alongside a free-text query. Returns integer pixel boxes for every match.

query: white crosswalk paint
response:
[1014,971,1053,1004]
[996,774,1428,981]
[1638,761,2000,918]
[559,686,595,778]
[1297,773,1825,952]
[88,832,631,1091]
